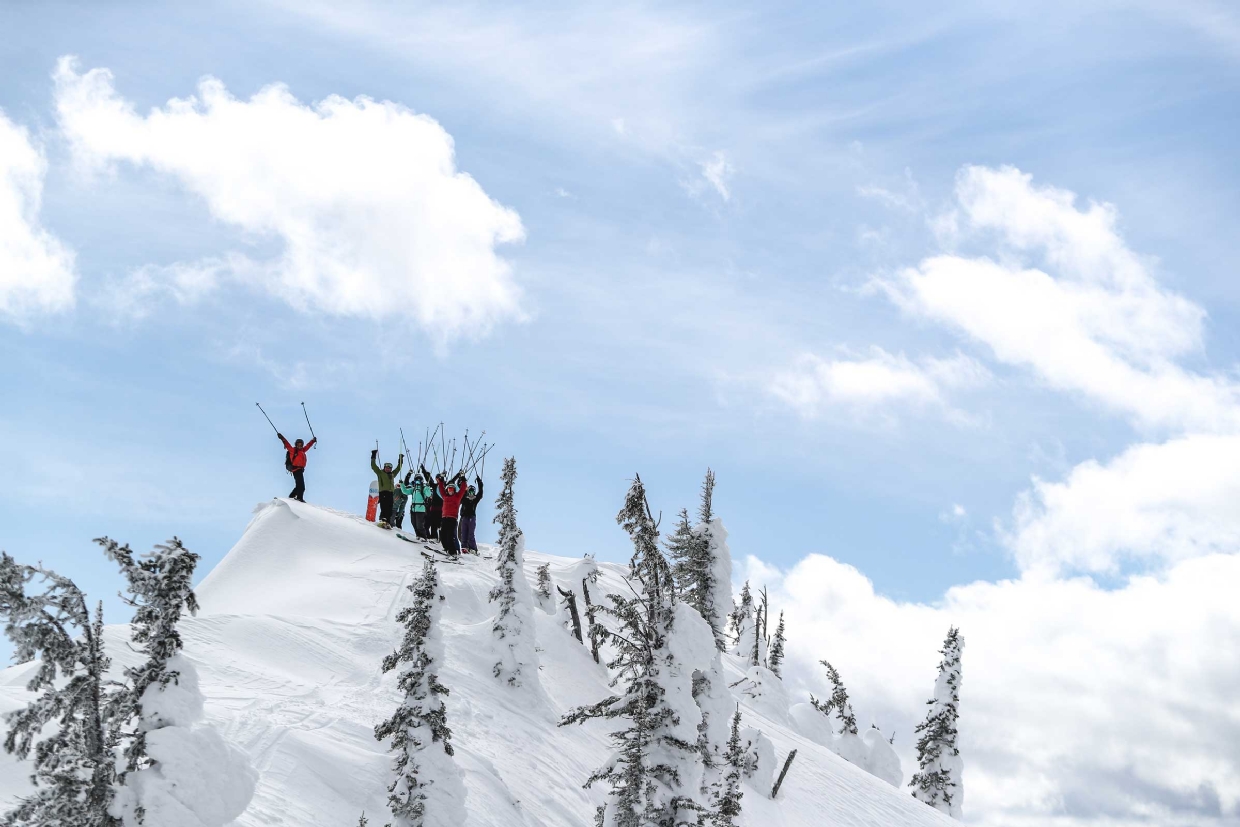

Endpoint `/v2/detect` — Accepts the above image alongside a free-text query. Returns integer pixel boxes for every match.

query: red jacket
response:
[438,478,468,519]
[281,436,316,469]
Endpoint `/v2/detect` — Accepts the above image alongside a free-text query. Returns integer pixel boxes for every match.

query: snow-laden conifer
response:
[767,612,786,678]
[534,563,554,614]
[0,553,119,827]
[100,537,200,773]
[909,627,964,820]
[488,458,539,687]
[711,709,744,827]
[560,475,702,827]
[810,661,858,735]
[101,537,255,827]
[374,559,464,827]
[666,471,732,651]
[728,582,754,659]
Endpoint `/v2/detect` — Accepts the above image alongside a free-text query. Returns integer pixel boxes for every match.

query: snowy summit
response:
[0,491,956,826]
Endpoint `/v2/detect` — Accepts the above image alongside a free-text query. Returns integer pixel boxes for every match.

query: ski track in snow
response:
[0,499,954,826]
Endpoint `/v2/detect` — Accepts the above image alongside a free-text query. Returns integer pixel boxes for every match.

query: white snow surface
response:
[0,499,954,826]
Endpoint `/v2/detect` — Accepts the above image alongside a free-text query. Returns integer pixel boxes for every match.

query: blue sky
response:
[4,2,1240,824]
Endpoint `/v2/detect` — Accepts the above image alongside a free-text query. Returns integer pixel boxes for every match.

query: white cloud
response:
[53,57,525,340]
[745,550,1240,827]
[700,150,734,201]
[0,111,76,321]
[881,165,1237,434]
[770,347,988,422]
[857,167,923,213]
[1006,433,1240,576]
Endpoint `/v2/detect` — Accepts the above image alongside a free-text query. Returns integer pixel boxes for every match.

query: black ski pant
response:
[440,517,460,554]
[413,511,428,539]
[289,469,305,502]
[378,490,394,525]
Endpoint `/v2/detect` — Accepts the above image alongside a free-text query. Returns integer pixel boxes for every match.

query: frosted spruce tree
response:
[810,661,858,735]
[767,612,786,678]
[561,475,701,827]
[710,709,744,827]
[102,537,255,827]
[100,537,200,773]
[374,560,465,827]
[910,627,965,820]
[488,458,539,687]
[0,553,119,827]
[534,563,554,614]
[665,470,732,651]
[727,582,754,659]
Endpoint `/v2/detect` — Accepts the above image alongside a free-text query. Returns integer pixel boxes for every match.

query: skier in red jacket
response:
[425,465,467,555]
[278,433,316,502]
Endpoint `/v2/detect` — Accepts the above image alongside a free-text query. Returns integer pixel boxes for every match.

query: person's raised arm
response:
[304,437,316,450]
[476,476,484,498]
[279,434,292,451]
[371,449,381,475]
[394,455,404,476]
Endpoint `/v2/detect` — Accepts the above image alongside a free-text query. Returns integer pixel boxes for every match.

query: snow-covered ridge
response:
[0,499,954,826]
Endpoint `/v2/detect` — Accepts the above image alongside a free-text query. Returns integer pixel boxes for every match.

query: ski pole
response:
[301,402,316,442]
[256,403,279,434]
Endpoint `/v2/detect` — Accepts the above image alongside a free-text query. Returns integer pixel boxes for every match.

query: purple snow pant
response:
[458,516,478,553]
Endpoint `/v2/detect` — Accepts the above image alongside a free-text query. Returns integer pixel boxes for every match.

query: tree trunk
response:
[557,586,583,644]
[581,579,600,663]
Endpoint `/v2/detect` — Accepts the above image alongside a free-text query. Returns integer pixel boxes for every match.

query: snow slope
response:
[0,499,955,826]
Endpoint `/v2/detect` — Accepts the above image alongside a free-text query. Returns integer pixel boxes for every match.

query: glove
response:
[277,433,283,440]
[371,449,378,457]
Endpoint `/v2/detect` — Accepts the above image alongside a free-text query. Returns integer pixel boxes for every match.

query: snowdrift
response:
[0,499,953,826]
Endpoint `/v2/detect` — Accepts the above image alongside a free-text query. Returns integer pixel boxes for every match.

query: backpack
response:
[285,451,295,472]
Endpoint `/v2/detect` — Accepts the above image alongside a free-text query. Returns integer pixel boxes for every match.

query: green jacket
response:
[371,454,403,492]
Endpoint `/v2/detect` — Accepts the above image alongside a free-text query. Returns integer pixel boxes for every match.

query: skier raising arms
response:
[278,433,317,502]
[370,449,403,529]
[458,476,484,554]
[423,464,466,555]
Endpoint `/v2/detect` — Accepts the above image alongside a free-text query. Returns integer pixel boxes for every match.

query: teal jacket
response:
[402,481,431,513]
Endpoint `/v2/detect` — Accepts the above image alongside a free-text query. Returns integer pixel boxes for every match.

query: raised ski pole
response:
[463,443,494,477]
[771,749,798,799]
[256,402,279,434]
[301,402,316,442]
[439,424,446,474]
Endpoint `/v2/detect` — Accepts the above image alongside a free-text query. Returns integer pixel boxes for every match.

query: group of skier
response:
[268,402,488,559]
[367,450,484,556]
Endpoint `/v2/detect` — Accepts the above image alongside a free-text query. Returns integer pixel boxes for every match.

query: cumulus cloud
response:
[745,551,1240,826]
[1006,433,1240,576]
[53,56,524,339]
[0,111,76,321]
[880,165,1236,433]
[770,347,989,422]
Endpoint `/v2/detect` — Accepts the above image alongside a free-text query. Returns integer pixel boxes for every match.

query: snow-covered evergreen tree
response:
[767,612,786,678]
[534,563,554,614]
[728,582,754,659]
[560,475,702,827]
[488,458,539,688]
[748,587,769,668]
[810,661,858,735]
[101,537,255,827]
[100,537,201,773]
[711,709,744,827]
[909,627,964,820]
[374,559,464,827]
[0,553,119,827]
[665,471,732,652]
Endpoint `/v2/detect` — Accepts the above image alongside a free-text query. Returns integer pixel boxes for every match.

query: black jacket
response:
[459,478,484,518]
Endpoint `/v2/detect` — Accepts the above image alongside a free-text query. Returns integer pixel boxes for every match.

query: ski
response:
[420,550,462,565]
